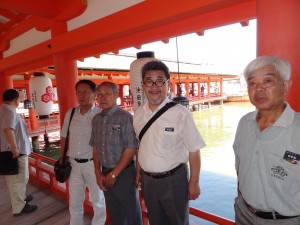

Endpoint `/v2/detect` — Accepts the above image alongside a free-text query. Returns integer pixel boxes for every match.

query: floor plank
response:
[0,176,93,225]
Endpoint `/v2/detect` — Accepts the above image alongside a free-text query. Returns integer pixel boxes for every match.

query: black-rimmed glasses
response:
[143,79,169,87]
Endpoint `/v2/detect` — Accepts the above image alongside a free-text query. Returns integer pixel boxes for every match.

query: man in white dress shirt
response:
[133,60,206,225]
[60,80,106,225]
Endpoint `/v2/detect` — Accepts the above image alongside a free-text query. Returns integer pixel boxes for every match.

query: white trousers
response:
[5,155,29,214]
[69,159,106,225]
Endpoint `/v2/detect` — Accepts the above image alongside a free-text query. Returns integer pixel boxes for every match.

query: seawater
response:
[190,102,254,224]
[36,102,255,224]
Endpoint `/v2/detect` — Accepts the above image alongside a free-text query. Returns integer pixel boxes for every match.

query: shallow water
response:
[190,102,254,224]
[36,102,255,224]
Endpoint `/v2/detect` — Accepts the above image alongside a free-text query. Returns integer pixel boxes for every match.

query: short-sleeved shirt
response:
[61,105,100,159]
[0,104,31,155]
[233,103,300,216]
[90,105,138,168]
[133,97,206,173]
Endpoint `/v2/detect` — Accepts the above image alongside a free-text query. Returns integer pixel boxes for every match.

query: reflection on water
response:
[36,102,255,224]
[190,102,254,224]
[35,132,61,160]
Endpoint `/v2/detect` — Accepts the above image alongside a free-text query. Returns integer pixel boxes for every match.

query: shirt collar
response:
[76,104,97,114]
[142,97,170,114]
[2,103,15,110]
[100,104,118,116]
[248,102,294,127]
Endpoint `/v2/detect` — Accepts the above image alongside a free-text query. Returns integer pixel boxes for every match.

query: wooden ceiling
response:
[0,0,256,76]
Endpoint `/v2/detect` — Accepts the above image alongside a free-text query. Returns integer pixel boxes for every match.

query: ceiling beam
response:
[0,0,256,75]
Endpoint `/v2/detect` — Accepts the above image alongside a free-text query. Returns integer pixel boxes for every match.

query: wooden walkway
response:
[0,176,93,225]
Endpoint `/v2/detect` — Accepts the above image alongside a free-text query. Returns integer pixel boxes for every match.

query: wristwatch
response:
[111,172,117,179]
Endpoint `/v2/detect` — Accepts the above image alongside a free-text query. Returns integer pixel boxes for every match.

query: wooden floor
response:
[0,176,93,225]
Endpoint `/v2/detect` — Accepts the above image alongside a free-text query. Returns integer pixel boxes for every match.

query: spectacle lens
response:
[143,79,169,87]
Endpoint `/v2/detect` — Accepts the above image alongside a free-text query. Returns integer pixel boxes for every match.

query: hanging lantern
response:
[23,99,33,109]
[29,72,54,119]
[130,51,155,112]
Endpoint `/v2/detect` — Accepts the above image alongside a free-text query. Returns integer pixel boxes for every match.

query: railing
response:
[28,152,235,225]
[25,114,61,137]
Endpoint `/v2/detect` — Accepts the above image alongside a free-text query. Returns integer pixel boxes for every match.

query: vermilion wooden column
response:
[53,53,78,126]
[0,74,13,105]
[24,74,38,130]
[119,84,124,106]
[257,0,300,111]
[172,82,176,96]
[220,79,223,96]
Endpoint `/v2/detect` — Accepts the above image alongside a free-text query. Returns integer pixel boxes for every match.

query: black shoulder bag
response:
[54,108,75,183]
[0,151,19,175]
[139,101,177,142]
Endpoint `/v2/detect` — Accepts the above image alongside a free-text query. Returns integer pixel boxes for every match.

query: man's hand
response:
[104,172,117,188]
[188,180,201,200]
[96,173,107,191]
[11,148,20,158]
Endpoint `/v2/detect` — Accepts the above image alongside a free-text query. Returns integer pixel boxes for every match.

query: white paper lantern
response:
[130,51,155,112]
[29,72,54,119]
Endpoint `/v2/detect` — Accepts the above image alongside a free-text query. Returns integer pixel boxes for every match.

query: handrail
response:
[28,152,235,225]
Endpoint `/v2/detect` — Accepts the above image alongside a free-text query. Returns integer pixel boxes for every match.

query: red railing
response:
[28,152,235,225]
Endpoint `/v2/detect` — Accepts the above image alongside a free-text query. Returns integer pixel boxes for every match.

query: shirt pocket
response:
[269,151,300,196]
[158,127,178,151]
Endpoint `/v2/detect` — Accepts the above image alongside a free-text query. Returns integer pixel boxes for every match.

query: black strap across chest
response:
[138,101,177,142]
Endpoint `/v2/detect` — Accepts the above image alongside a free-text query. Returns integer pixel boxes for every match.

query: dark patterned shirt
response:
[90,105,137,168]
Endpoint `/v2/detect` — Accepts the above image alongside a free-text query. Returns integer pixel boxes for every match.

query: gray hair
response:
[244,55,291,81]
[96,81,119,94]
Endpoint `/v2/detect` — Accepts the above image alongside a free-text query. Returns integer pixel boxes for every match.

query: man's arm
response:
[188,150,201,200]
[60,137,66,158]
[93,147,107,191]
[4,128,19,158]
[135,151,141,188]
[104,148,136,187]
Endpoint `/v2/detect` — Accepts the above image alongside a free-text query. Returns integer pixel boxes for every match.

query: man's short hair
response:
[96,81,119,94]
[75,79,96,92]
[3,89,19,102]
[244,55,291,81]
[141,60,170,80]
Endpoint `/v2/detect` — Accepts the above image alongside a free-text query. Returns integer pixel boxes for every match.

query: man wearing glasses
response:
[133,60,206,225]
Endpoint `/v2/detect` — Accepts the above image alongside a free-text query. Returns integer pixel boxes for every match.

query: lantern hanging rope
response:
[172,37,189,108]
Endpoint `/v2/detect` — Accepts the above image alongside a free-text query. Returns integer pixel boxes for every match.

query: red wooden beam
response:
[0,0,255,75]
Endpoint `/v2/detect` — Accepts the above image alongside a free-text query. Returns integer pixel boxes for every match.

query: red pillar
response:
[0,74,13,105]
[24,74,38,130]
[220,79,223,96]
[119,84,124,106]
[172,82,176,96]
[257,0,300,111]
[185,82,189,97]
[53,53,78,126]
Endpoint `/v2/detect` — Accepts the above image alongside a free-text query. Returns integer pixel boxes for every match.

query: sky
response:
[77,19,257,76]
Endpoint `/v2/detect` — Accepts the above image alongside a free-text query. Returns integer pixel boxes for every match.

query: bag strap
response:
[62,108,76,164]
[139,101,177,142]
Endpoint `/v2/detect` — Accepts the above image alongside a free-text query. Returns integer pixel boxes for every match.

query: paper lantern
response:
[130,51,155,112]
[29,72,53,119]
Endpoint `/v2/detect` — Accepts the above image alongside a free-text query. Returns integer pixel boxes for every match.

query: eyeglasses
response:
[143,79,169,87]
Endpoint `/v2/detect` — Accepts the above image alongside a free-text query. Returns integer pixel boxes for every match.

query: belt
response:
[102,160,134,172]
[74,158,93,163]
[143,163,183,179]
[244,200,299,220]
